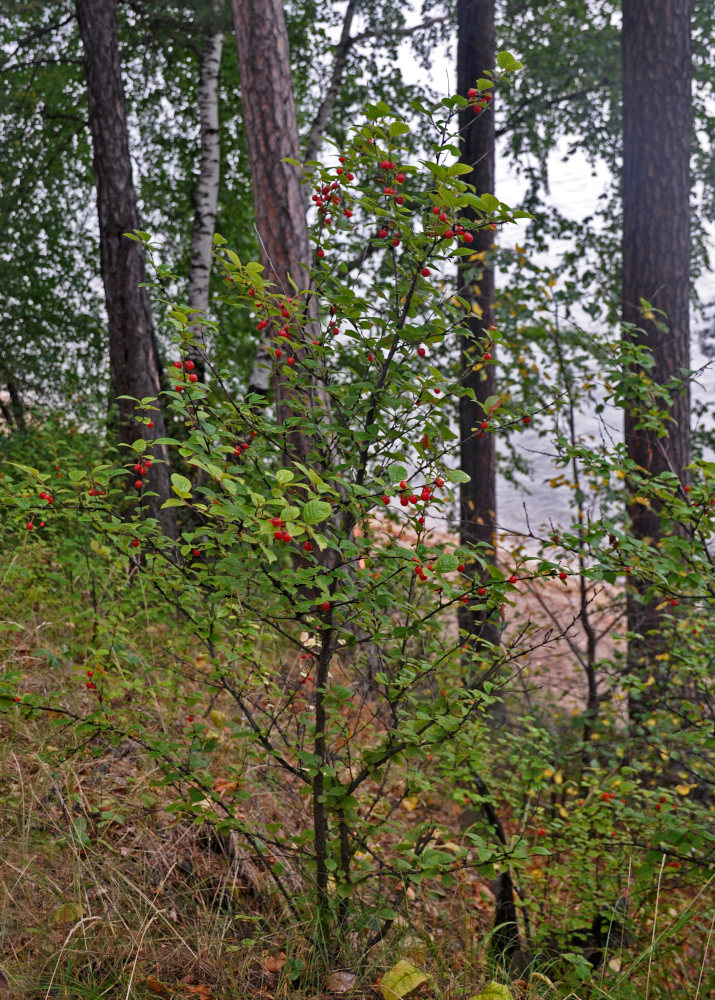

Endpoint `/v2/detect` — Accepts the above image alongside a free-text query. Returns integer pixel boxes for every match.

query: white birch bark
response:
[187,24,223,380]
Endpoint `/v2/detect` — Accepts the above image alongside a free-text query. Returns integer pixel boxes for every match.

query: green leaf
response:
[380,960,433,1000]
[387,463,409,484]
[171,473,192,499]
[449,162,473,176]
[435,553,459,573]
[275,469,294,484]
[389,120,410,137]
[449,469,471,483]
[303,499,332,524]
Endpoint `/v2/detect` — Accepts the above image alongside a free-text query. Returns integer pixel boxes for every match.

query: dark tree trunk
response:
[75,0,176,538]
[230,0,317,463]
[457,0,520,968]
[456,1,500,673]
[622,0,691,712]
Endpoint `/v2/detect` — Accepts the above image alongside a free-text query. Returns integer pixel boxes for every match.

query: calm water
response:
[492,147,715,537]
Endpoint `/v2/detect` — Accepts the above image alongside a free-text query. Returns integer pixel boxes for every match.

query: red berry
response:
[189,373,198,382]
[26,522,33,530]
[537,828,546,837]
[378,228,387,238]
[417,347,426,357]
[192,548,200,557]
[457,564,466,572]
[382,495,390,505]
[483,351,492,360]
[321,601,331,611]
[434,477,444,487]
[270,516,283,526]
[395,195,404,205]
[670,598,678,606]
[467,87,478,98]
[173,360,182,369]
[273,531,282,540]
[282,532,292,542]
[392,238,400,247]
[147,420,154,428]
[287,358,295,365]
[522,415,531,424]
[135,480,143,489]
[559,571,568,581]
[184,359,195,371]
[131,539,140,548]
[396,173,405,184]
[317,249,325,259]
[400,497,409,506]
[477,587,486,596]
[302,541,313,552]
[420,267,430,277]
[444,229,454,239]
[509,575,517,584]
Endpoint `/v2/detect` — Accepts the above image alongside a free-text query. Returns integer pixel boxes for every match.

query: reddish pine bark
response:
[231,0,317,463]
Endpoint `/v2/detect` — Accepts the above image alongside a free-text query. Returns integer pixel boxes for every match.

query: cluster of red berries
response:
[171,357,198,390]
[269,516,295,543]
[132,458,152,489]
[87,487,105,497]
[467,86,493,116]
[38,491,54,504]
[379,160,407,206]
[428,205,475,245]
[86,668,96,691]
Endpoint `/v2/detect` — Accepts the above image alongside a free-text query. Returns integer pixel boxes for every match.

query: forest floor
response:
[0,550,702,1000]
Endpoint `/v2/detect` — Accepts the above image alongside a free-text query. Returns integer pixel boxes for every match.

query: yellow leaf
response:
[469,983,514,1000]
[471,301,483,318]
[210,710,227,727]
[675,784,691,796]
[49,901,84,925]
[542,767,555,779]
[381,960,433,1000]
[401,796,420,813]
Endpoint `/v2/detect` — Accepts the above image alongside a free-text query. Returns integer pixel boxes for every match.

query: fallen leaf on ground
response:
[469,983,513,1000]
[264,952,286,975]
[380,960,433,1000]
[326,971,358,993]
[49,901,84,924]
[146,976,172,998]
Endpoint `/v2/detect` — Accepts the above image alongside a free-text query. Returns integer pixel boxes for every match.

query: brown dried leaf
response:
[263,952,286,975]
[326,971,358,994]
[146,976,172,999]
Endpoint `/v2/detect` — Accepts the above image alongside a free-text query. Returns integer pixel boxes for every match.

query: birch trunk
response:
[187,24,223,382]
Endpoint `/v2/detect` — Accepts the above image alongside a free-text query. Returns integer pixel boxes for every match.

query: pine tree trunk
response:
[230,0,316,463]
[622,0,691,712]
[456,0,500,671]
[187,22,223,381]
[75,0,176,537]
